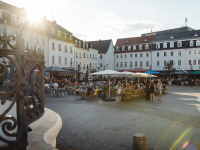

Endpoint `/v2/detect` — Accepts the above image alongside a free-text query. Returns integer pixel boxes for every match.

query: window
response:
[178,51,181,56]
[170,36,174,39]
[157,61,160,66]
[83,53,85,58]
[19,17,24,24]
[122,46,125,51]
[196,40,200,46]
[52,56,55,64]
[70,34,72,40]
[140,53,142,57]
[145,44,149,49]
[164,61,166,66]
[178,60,181,66]
[75,40,77,46]
[93,54,94,59]
[128,46,131,51]
[125,54,127,58]
[80,53,82,58]
[133,45,136,50]
[86,43,88,49]
[100,63,102,67]
[130,54,132,58]
[135,61,137,67]
[170,51,173,56]
[70,47,73,53]
[51,29,54,35]
[198,59,200,65]
[139,45,142,50]
[65,46,67,52]
[11,14,17,22]
[193,60,196,65]
[130,62,132,67]
[120,62,122,67]
[177,41,182,47]
[121,55,123,58]
[170,42,174,48]
[64,33,67,39]
[164,52,167,56]
[58,30,60,37]
[79,41,81,48]
[190,41,194,47]
[116,55,118,58]
[100,55,102,59]
[189,50,191,55]
[140,61,142,67]
[65,57,67,65]
[76,52,78,58]
[116,47,119,52]
[194,50,197,55]
[52,43,55,49]
[135,54,137,57]
[124,62,127,67]
[156,43,160,49]
[58,44,61,51]
[146,53,149,57]
[90,54,92,58]
[87,54,88,58]
[146,61,149,67]
[163,42,167,48]
[189,60,191,65]
[116,62,119,67]
[83,42,85,49]
[157,52,159,57]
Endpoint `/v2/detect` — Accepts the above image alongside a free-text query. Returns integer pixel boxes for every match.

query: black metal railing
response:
[0,21,45,150]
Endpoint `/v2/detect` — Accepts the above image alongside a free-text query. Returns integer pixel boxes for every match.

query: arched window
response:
[177,41,182,47]
[196,40,200,46]
[139,45,142,50]
[122,46,125,51]
[170,42,174,48]
[163,42,167,48]
[128,46,131,51]
[116,47,119,52]
[156,43,160,49]
[190,41,194,47]
[145,44,149,49]
[133,45,136,50]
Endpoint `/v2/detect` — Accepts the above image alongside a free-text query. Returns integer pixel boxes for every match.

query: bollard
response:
[133,133,148,150]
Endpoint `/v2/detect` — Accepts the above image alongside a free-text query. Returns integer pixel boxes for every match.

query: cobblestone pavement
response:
[45,85,200,150]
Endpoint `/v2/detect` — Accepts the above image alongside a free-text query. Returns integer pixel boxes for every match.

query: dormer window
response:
[170,36,174,39]
[128,46,131,51]
[139,45,142,50]
[58,30,60,37]
[116,47,119,52]
[133,45,136,50]
[144,39,148,42]
[70,34,72,40]
[126,40,129,43]
[177,41,182,47]
[122,46,125,51]
[79,41,81,48]
[86,43,88,49]
[156,43,160,49]
[145,44,149,49]
[170,42,174,48]
[190,41,194,47]
[163,42,167,48]
[194,34,198,37]
[196,40,200,46]
[11,14,17,22]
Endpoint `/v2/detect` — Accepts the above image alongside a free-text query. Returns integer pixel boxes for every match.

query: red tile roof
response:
[115,35,156,46]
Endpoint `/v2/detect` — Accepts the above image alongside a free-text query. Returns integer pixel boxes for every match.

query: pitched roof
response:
[87,39,112,54]
[141,26,194,37]
[153,31,192,42]
[115,35,155,46]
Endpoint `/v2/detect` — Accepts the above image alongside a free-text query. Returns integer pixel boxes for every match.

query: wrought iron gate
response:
[0,21,45,150]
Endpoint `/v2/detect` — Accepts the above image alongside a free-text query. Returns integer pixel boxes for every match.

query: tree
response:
[164,60,176,80]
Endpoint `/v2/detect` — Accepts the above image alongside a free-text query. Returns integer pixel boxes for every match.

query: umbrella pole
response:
[109,79,110,98]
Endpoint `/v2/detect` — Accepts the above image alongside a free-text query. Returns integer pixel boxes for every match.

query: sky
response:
[3,0,200,44]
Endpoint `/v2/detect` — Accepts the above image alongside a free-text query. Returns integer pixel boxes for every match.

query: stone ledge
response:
[27,108,62,150]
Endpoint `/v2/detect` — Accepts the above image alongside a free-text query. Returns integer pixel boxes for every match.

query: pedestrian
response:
[157,79,163,101]
[149,80,156,102]
[145,81,150,101]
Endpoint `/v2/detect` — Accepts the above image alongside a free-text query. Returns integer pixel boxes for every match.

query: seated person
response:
[94,86,99,96]
[53,82,58,89]
[86,86,93,99]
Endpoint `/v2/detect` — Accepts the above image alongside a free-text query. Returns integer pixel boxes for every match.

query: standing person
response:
[149,81,156,102]
[145,81,150,101]
[157,79,163,101]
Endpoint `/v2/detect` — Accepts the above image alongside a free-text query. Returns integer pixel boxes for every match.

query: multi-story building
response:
[87,39,115,71]
[114,35,155,72]
[151,28,200,72]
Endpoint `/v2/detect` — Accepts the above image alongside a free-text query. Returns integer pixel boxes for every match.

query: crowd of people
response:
[44,76,167,102]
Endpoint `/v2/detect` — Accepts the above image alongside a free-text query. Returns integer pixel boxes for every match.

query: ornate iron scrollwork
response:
[0,21,45,149]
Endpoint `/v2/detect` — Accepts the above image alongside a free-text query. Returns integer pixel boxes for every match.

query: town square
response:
[0,0,200,150]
